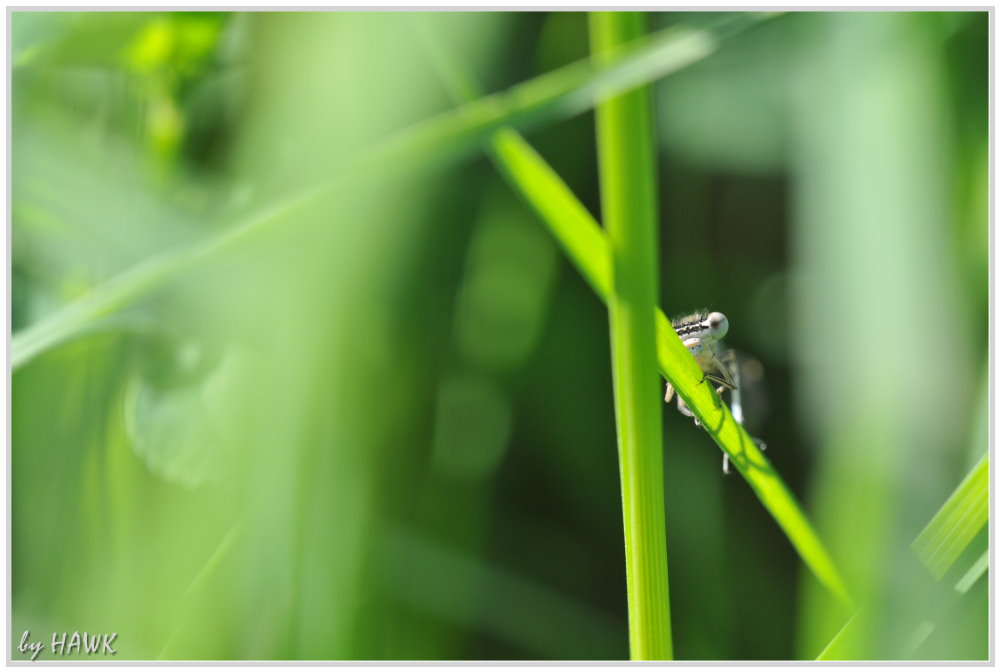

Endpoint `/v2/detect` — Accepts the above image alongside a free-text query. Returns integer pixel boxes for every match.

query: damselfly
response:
[664,311,764,474]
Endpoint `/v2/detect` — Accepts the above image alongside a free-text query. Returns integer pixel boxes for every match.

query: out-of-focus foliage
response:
[12,11,988,661]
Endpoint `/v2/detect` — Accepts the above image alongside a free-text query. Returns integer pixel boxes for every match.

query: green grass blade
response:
[653,311,853,609]
[912,453,989,580]
[490,130,613,302]
[815,614,859,661]
[954,549,988,595]
[12,15,770,372]
[12,252,195,370]
[500,116,852,610]
[12,182,335,370]
[420,16,851,611]
[158,519,244,659]
[816,454,989,659]
[591,11,672,660]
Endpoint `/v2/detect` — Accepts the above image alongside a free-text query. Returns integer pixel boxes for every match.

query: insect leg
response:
[706,349,737,391]
[673,397,701,426]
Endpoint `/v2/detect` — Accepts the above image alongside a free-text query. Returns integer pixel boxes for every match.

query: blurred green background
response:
[11,11,988,660]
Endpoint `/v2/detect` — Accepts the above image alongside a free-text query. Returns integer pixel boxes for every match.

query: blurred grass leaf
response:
[158,518,244,659]
[912,453,989,580]
[817,454,989,660]
[12,16,760,372]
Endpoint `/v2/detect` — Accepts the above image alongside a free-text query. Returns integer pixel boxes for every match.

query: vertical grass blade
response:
[590,11,673,660]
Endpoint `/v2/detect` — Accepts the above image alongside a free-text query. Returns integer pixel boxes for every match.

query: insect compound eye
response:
[707,312,729,340]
